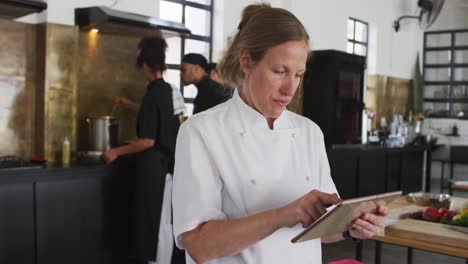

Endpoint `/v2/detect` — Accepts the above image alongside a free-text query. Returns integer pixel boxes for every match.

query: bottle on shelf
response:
[62,137,70,168]
[452,124,459,136]
[390,115,399,135]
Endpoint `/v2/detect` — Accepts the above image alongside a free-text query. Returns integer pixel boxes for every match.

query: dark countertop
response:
[0,163,109,184]
[329,144,430,151]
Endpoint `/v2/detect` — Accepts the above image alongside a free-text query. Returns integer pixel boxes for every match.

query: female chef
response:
[172,4,389,264]
[101,34,184,264]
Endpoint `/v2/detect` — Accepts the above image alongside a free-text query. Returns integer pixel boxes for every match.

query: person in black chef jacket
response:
[206,62,236,91]
[101,33,185,264]
[205,62,226,86]
[180,53,232,114]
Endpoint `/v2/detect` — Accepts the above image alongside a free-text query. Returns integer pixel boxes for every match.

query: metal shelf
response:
[423,29,468,114]
[424,81,468,85]
[425,46,468,51]
[424,98,468,103]
[424,63,468,68]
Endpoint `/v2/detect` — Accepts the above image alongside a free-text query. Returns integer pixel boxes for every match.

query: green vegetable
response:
[450,213,468,227]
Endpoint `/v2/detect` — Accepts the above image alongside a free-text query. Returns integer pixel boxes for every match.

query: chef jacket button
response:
[240,131,246,137]
[305,176,310,182]
[250,179,256,185]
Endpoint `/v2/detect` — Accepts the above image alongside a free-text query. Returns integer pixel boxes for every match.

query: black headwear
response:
[182,53,208,71]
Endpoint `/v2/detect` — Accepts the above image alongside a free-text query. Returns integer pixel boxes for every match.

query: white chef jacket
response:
[172,89,338,264]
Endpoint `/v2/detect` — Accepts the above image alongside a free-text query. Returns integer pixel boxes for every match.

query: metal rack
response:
[423,29,468,117]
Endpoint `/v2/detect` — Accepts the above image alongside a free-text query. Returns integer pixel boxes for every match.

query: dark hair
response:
[182,53,208,71]
[218,4,309,87]
[206,62,217,73]
[136,33,168,72]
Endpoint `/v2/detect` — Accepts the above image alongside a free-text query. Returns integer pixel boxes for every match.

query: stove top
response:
[0,156,44,170]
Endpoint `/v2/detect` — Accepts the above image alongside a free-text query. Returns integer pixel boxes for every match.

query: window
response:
[160,0,214,115]
[423,29,468,117]
[347,18,368,58]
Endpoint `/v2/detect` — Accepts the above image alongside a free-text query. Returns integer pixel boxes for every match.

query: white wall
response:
[429,0,468,30]
[217,0,468,79]
[16,0,159,25]
[213,0,285,61]
[14,0,468,78]
[217,0,422,79]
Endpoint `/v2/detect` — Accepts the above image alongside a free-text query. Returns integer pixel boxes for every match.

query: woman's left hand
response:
[101,149,119,164]
[349,205,389,239]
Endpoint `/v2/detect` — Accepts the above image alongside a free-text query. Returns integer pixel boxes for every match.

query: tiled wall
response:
[39,23,79,163]
[0,20,149,161]
[76,30,147,151]
[422,118,468,146]
[422,118,468,187]
[0,19,38,157]
[366,75,412,129]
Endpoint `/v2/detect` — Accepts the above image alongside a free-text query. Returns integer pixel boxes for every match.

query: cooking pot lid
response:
[88,115,118,120]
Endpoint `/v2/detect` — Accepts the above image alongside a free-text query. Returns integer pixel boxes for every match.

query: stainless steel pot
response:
[86,116,120,151]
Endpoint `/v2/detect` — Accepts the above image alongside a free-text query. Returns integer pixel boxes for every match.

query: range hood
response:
[0,0,47,19]
[75,6,191,37]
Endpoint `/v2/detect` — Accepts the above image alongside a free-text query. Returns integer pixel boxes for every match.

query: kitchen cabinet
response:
[328,149,359,199]
[328,146,426,198]
[0,165,127,264]
[36,178,104,264]
[0,183,35,264]
[386,151,401,193]
[400,149,424,194]
[358,150,387,196]
[303,50,366,146]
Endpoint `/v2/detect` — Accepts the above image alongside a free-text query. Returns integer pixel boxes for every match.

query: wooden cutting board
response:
[386,218,468,249]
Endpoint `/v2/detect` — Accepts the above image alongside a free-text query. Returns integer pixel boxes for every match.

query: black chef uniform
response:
[192,76,232,114]
[133,78,180,263]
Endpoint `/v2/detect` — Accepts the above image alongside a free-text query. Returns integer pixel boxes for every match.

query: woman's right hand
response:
[278,190,342,228]
[114,97,140,112]
[101,149,119,164]
[114,97,134,108]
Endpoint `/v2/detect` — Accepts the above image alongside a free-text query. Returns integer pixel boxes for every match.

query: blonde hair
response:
[218,4,309,87]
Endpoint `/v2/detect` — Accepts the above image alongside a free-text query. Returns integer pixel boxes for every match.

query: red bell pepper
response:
[422,207,442,222]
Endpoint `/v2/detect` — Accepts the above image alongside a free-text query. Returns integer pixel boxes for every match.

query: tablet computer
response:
[291,191,402,243]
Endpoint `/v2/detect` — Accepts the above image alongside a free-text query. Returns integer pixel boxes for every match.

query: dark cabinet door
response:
[0,183,35,264]
[328,149,359,199]
[400,150,424,194]
[328,147,425,198]
[36,178,107,264]
[386,151,401,192]
[358,150,386,196]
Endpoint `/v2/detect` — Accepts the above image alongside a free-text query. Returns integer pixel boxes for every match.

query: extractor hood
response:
[75,6,191,37]
[0,0,47,19]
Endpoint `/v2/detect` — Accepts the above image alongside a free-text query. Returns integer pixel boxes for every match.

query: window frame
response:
[161,0,214,106]
[422,29,468,118]
[347,17,369,58]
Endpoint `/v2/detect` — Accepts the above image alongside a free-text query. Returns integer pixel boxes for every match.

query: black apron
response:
[133,148,170,262]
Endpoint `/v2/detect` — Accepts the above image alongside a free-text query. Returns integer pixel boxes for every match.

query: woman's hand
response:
[349,205,389,239]
[180,190,341,263]
[279,190,342,228]
[114,97,140,111]
[114,97,133,106]
[101,149,119,163]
